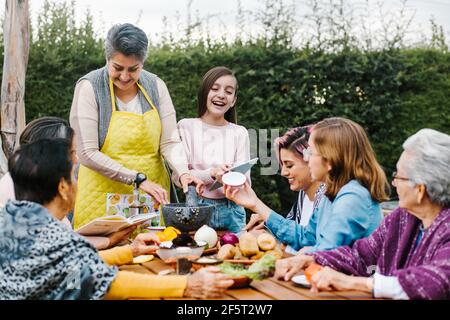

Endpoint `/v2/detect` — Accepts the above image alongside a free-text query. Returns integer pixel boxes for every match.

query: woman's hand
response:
[244,213,265,231]
[224,182,273,220]
[129,232,161,257]
[310,267,349,292]
[107,226,137,248]
[210,164,231,184]
[139,180,169,205]
[310,267,372,293]
[274,254,315,281]
[224,182,259,211]
[298,246,313,255]
[179,173,205,195]
[184,267,234,298]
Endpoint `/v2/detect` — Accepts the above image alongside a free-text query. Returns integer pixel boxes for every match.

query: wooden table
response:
[119,258,376,300]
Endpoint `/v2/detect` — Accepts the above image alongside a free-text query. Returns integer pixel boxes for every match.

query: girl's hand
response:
[210,164,231,184]
[244,213,265,231]
[179,173,205,195]
[130,232,161,257]
[310,267,356,293]
[223,182,259,211]
[274,255,315,281]
[139,180,169,205]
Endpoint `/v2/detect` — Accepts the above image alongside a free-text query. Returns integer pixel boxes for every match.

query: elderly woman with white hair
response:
[274,128,450,300]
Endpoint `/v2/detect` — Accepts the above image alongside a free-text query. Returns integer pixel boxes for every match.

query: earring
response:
[417,185,425,204]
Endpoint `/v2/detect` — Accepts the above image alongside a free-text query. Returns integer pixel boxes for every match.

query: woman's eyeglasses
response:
[391,171,410,182]
[303,147,321,162]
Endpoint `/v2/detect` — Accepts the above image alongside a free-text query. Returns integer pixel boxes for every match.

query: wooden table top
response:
[119,258,376,300]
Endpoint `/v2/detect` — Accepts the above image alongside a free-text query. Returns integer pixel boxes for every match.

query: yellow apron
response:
[73,79,170,229]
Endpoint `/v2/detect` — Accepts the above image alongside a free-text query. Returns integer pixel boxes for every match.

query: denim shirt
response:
[266,180,383,252]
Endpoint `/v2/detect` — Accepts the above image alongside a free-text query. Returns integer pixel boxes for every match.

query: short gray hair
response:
[105,23,148,62]
[403,128,450,207]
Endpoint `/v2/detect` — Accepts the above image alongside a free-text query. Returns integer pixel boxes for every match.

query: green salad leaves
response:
[218,254,277,280]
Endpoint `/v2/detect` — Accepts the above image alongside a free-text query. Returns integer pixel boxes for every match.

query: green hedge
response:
[0,7,448,214]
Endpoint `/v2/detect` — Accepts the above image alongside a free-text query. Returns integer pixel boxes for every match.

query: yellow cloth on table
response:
[98,245,187,300]
[73,79,170,229]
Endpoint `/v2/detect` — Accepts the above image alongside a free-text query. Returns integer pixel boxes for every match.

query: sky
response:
[5,0,450,45]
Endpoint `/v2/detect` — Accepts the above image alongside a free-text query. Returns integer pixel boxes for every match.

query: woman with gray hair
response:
[274,128,450,300]
[70,23,203,228]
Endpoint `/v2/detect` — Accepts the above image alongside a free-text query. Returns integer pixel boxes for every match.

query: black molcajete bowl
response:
[162,185,214,232]
[161,203,214,232]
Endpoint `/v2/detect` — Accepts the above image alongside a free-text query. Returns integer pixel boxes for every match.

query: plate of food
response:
[194,257,223,265]
[218,254,277,289]
[218,263,253,289]
[191,257,223,271]
[228,275,253,289]
[216,232,283,263]
[223,259,255,265]
[156,232,207,264]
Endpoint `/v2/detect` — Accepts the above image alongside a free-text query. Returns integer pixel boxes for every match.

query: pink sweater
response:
[177,118,251,199]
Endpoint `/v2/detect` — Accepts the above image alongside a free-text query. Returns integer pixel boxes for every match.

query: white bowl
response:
[222,172,246,187]
[291,275,311,288]
[159,241,173,249]
[156,241,207,262]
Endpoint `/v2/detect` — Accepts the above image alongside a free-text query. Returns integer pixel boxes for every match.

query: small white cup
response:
[222,172,246,187]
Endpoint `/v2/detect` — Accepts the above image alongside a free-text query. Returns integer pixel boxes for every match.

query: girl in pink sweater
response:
[177,66,251,232]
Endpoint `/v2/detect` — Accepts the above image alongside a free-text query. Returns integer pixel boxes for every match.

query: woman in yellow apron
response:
[70,23,202,229]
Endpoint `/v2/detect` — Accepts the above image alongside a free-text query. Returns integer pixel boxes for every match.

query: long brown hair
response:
[197,66,238,123]
[312,117,390,202]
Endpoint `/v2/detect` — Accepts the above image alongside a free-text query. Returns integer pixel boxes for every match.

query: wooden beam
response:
[0,0,30,177]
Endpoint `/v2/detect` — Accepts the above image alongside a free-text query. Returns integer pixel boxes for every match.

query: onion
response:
[220,232,239,246]
[194,225,218,248]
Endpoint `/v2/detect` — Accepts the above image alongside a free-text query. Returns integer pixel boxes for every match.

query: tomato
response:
[304,263,323,283]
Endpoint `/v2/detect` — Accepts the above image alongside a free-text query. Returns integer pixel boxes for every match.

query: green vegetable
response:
[151,218,159,227]
[218,254,276,280]
[246,254,276,280]
[218,263,248,278]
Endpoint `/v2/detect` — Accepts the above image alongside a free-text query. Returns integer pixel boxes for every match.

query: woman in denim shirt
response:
[225,117,389,253]
[241,126,326,253]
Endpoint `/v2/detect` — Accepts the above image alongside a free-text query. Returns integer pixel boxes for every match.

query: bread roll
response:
[233,244,244,260]
[250,252,265,260]
[263,250,283,259]
[257,233,276,251]
[239,232,260,257]
[217,244,236,260]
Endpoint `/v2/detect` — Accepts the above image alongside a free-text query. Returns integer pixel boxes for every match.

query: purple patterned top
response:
[311,207,450,300]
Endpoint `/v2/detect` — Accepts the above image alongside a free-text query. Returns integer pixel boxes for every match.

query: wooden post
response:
[0,0,30,177]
